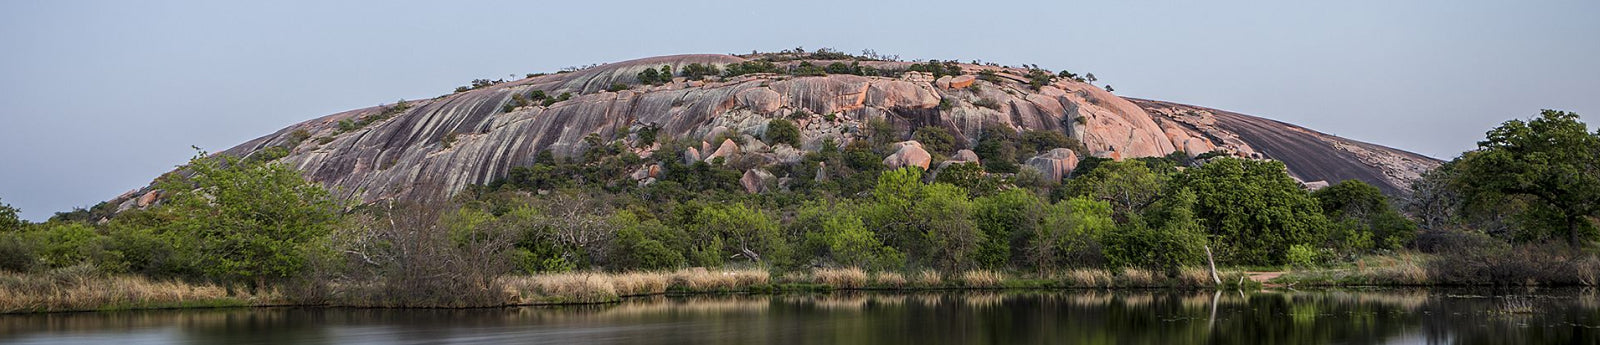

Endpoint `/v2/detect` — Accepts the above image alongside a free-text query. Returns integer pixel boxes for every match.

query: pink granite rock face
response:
[1025,148,1080,182]
[103,53,1441,209]
[882,141,932,170]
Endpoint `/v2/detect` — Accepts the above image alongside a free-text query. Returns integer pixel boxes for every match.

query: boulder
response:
[630,166,651,180]
[740,169,775,194]
[1303,180,1330,190]
[683,147,701,164]
[882,141,932,170]
[1026,148,1080,182]
[935,76,953,89]
[136,191,159,207]
[735,88,783,114]
[948,75,976,89]
[951,149,979,163]
[704,139,739,163]
[815,162,827,182]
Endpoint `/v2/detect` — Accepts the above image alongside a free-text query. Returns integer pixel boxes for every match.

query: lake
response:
[2,289,1595,344]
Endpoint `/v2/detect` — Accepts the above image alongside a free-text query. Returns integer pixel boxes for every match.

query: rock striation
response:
[107,53,1440,209]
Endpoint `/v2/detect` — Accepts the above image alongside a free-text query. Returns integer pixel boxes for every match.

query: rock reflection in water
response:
[1,289,1595,344]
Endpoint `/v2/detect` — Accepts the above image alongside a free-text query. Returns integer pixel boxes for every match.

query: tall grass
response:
[0,265,259,313]
[813,268,869,288]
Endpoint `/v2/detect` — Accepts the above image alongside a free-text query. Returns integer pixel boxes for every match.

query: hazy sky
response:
[2,0,1596,220]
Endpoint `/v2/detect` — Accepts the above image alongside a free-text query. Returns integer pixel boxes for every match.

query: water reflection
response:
[1,288,1595,344]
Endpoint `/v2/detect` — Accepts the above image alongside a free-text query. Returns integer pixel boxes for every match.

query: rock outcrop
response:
[882,141,932,170]
[104,53,1441,209]
[1025,148,1080,183]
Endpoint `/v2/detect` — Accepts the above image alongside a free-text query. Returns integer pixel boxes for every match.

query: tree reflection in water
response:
[1,288,1595,344]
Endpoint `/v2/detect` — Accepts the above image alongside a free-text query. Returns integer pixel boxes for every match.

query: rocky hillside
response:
[108,53,1440,210]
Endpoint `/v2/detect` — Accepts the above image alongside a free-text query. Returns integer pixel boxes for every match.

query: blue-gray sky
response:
[2,0,1596,220]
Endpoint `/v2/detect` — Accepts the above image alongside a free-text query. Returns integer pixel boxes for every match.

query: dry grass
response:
[873,272,907,288]
[813,267,869,288]
[0,266,258,313]
[1118,268,1157,287]
[612,272,671,296]
[958,270,1004,288]
[502,273,617,303]
[668,268,769,291]
[1063,269,1113,288]
[1177,267,1218,287]
[913,270,943,286]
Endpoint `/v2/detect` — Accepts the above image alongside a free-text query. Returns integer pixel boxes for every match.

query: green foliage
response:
[795,201,903,270]
[764,118,801,147]
[1103,189,1208,273]
[912,126,957,155]
[971,189,1046,269]
[720,61,777,78]
[0,198,20,232]
[607,83,629,92]
[1020,130,1084,157]
[1061,160,1168,219]
[681,63,723,80]
[1029,197,1115,271]
[695,203,789,266]
[1313,180,1417,253]
[974,126,1019,173]
[153,149,342,286]
[933,162,1005,197]
[906,60,962,79]
[972,98,1001,110]
[789,61,826,76]
[1178,158,1328,266]
[1025,69,1055,90]
[976,69,1003,84]
[635,65,674,85]
[1455,110,1600,247]
[607,211,687,271]
[863,168,983,272]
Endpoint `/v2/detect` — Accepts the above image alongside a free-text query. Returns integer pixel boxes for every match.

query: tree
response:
[154,149,342,287]
[1313,180,1417,252]
[972,189,1046,269]
[0,198,20,232]
[913,126,957,155]
[697,203,788,265]
[1060,160,1168,221]
[1028,197,1115,271]
[765,118,801,147]
[1456,110,1600,247]
[795,201,903,270]
[974,125,1020,173]
[1177,158,1328,265]
[1103,189,1208,273]
[1085,73,1097,84]
[607,211,686,271]
[863,168,982,272]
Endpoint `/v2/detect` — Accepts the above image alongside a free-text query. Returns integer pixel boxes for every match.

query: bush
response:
[912,126,957,155]
[974,126,1019,173]
[764,118,801,147]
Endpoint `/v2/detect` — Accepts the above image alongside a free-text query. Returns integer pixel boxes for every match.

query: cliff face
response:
[109,54,1439,209]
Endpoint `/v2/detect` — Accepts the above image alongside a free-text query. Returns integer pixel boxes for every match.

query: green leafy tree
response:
[863,168,983,272]
[795,201,903,270]
[607,211,686,271]
[1456,110,1600,247]
[696,203,789,265]
[913,126,957,155]
[0,198,20,232]
[1028,197,1115,271]
[1313,180,1417,252]
[765,118,802,147]
[1177,158,1328,265]
[1103,189,1208,273]
[974,126,1020,173]
[971,189,1046,269]
[1060,160,1168,220]
[154,149,343,287]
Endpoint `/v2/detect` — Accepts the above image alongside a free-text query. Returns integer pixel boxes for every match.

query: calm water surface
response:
[2,289,1596,344]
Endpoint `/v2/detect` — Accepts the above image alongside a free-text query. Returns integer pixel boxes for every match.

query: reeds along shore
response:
[7,251,1600,313]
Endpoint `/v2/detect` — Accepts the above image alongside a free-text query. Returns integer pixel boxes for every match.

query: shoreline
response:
[6,265,1595,315]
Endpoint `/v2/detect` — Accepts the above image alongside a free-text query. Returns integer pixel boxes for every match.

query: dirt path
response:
[1244,271,1286,285]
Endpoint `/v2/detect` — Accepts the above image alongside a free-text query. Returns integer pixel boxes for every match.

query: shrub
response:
[607,83,628,92]
[972,98,1001,110]
[681,63,722,80]
[974,126,1019,173]
[790,62,826,76]
[764,118,801,147]
[912,126,957,155]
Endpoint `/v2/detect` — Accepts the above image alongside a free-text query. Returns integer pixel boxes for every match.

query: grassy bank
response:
[1271,251,1600,287]
[0,266,274,313]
